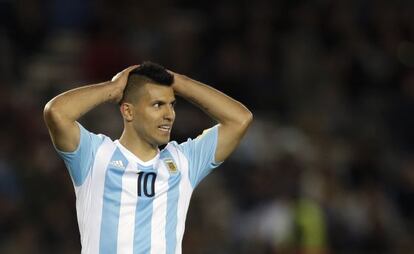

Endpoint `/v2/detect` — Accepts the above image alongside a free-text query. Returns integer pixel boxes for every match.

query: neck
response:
[119,128,159,162]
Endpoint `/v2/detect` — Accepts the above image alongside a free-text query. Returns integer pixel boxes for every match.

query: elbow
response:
[247,110,253,122]
[237,109,253,129]
[43,100,62,127]
[244,110,254,126]
[220,108,253,131]
[44,100,55,119]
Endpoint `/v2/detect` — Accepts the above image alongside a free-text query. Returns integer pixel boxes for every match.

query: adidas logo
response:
[110,160,125,169]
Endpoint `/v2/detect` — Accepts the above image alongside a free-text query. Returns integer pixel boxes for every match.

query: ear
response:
[120,103,134,122]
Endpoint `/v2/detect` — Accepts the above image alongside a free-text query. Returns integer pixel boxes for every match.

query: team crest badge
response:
[164,159,178,173]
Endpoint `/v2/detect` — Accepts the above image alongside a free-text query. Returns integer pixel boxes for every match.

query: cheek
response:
[140,109,161,124]
[135,107,150,119]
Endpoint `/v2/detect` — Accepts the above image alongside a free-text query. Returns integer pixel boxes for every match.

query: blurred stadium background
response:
[1,0,414,253]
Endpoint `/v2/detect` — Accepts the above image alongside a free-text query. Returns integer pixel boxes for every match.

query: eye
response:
[153,103,160,108]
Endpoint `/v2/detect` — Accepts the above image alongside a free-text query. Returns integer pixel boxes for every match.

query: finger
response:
[166,69,176,76]
[123,65,140,74]
[111,72,122,82]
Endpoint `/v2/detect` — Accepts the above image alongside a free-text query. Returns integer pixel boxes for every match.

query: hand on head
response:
[110,65,139,103]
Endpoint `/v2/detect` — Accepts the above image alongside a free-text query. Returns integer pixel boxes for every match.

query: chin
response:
[161,138,170,145]
[154,137,170,146]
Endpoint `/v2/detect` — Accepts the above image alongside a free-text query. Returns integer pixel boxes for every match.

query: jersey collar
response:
[114,140,160,167]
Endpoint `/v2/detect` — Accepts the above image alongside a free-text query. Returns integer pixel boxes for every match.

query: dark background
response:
[1,0,414,253]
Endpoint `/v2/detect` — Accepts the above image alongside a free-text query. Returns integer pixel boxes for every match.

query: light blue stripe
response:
[133,164,156,254]
[175,125,221,189]
[160,150,180,254]
[57,122,105,186]
[99,148,128,254]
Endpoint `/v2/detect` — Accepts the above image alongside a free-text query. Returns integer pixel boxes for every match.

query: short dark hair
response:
[130,61,173,85]
[121,61,174,103]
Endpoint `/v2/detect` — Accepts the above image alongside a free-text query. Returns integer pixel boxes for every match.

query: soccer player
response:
[43,62,252,254]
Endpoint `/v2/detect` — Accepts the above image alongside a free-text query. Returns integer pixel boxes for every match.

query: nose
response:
[163,105,175,121]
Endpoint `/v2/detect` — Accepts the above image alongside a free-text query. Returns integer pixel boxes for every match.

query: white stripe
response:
[166,145,193,254]
[116,161,139,254]
[150,160,169,254]
[77,137,116,254]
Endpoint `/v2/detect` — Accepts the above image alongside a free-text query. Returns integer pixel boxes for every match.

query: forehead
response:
[140,83,175,102]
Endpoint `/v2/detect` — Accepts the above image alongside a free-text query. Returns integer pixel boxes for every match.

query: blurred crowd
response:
[1,0,414,253]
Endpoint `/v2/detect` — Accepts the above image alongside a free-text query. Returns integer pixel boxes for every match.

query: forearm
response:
[44,81,119,123]
[173,75,252,126]
[43,65,136,152]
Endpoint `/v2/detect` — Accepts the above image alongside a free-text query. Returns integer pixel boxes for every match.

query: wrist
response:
[172,74,189,95]
[105,81,124,103]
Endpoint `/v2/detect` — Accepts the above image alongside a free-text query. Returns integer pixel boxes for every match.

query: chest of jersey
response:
[102,154,181,205]
[84,145,191,254]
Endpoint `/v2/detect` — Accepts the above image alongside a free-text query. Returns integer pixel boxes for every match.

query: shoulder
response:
[163,138,192,154]
[159,140,190,162]
[163,140,183,155]
[76,124,116,157]
[77,122,110,142]
[163,126,220,156]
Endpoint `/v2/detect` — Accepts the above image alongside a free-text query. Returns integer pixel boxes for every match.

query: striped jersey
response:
[56,122,221,254]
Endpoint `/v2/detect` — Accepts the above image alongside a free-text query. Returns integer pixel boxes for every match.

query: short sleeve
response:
[55,122,105,186]
[177,125,222,188]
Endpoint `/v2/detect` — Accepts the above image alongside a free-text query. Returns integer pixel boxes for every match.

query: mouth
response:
[158,125,172,133]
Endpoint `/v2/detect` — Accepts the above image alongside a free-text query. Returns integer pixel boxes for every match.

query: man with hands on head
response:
[43,61,252,254]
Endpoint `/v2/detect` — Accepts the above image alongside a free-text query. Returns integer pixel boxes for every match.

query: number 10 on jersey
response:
[137,172,156,197]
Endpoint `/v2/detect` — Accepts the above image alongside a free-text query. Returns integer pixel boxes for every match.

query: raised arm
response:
[171,72,253,163]
[43,65,138,152]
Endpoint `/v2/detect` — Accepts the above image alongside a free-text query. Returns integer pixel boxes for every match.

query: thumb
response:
[111,72,122,82]
[112,65,139,82]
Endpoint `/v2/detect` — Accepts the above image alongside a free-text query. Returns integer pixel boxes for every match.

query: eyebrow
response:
[151,99,176,105]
